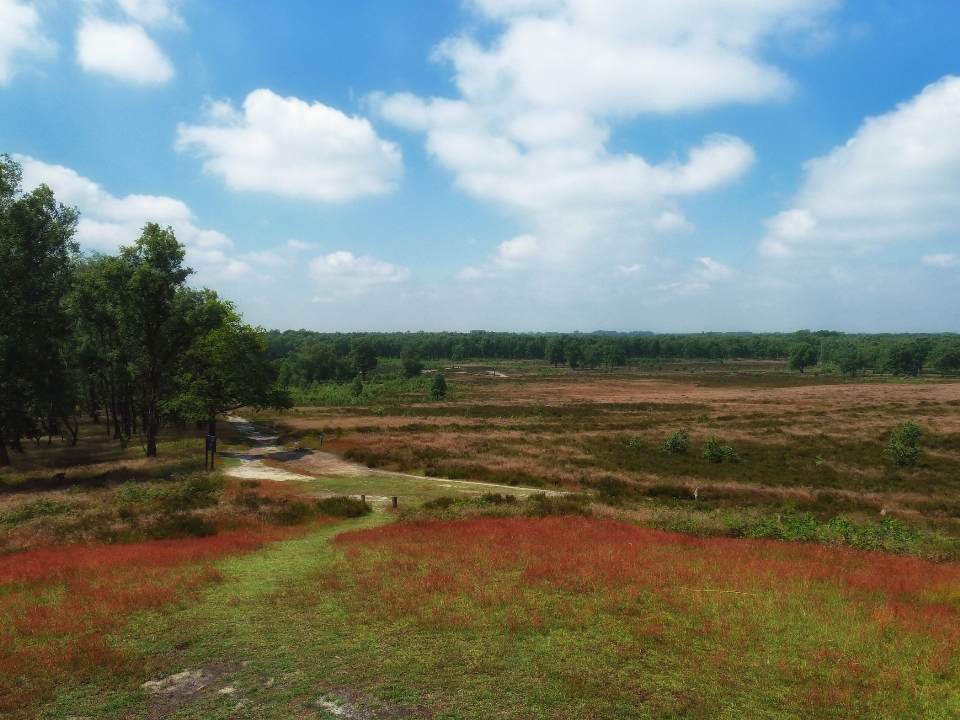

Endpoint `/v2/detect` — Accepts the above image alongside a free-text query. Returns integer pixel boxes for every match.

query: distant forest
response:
[268,329,960,386]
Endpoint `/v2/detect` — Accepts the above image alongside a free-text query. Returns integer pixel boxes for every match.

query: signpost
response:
[205,435,217,471]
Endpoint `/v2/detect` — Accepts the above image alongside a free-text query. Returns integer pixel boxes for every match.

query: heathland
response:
[2,359,960,719]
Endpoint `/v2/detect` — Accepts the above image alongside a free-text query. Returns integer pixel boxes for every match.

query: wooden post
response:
[360,494,365,503]
[392,496,398,508]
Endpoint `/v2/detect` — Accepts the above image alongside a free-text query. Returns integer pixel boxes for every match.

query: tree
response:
[928,342,960,376]
[787,342,818,373]
[430,373,447,399]
[0,155,79,465]
[836,343,864,378]
[172,291,292,436]
[350,338,378,381]
[546,337,565,368]
[112,224,192,457]
[565,342,584,370]
[400,341,424,378]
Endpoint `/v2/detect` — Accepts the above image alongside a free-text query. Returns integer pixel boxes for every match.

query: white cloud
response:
[176,89,404,202]
[0,0,52,83]
[16,155,250,281]
[309,251,410,297]
[922,254,958,268]
[76,18,174,84]
[374,0,832,261]
[760,75,960,257]
[114,0,183,27]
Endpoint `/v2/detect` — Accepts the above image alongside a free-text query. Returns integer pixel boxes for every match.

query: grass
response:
[36,514,960,719]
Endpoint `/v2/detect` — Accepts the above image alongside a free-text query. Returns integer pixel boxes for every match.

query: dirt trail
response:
[221,415,563,497]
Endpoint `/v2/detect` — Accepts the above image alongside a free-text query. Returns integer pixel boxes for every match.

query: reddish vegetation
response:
[332,517,960,712]
[0,525,313,718]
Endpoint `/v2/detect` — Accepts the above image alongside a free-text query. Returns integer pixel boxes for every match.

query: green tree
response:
[400,341,424,378]
[565,342,584,370]
[886,421,921,467]
[836,343,864,378]
[350,337,378,381]
[430,372,447,399]
[546,337,565,367]
[112,224,192,457]
[928,342,960,376]
[787,342,818,373]
[0,155,79,465]
[172,291,291,436]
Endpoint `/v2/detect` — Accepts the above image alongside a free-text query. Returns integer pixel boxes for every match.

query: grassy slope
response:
[42,513,960,720]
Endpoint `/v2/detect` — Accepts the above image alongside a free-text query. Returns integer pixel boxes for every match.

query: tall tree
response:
[111,224,192,457]
[172,291,291,435]
[350,337,378,381]
[0,155,78,465]
[400,340,424,378]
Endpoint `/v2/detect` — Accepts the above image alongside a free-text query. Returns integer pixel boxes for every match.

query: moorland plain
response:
[3,361,960,718]
[253,361,960,557]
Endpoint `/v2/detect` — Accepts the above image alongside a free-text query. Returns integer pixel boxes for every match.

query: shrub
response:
[658,429,690,455]
[628,436,644,451]
[431,373,447,399]
[481,492,517,505]
[423,496,458,510]
[886,421,921,467]
[316,495,371,518]
[702,436,740,463]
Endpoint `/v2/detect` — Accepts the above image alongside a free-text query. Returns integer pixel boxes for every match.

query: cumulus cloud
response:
[17,155,250,281]
[760,75,960,257]
[374,0,832,258]
[922,254,959,268]
[0,0,52,83]
[309,251,410,298]
[76,18,174,84]
[176,89,404,202]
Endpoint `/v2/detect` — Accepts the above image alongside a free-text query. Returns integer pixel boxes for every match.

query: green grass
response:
[38,513,960,719]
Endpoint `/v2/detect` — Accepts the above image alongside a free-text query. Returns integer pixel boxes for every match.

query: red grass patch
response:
[330,517,960,714]
[0,524,313,718]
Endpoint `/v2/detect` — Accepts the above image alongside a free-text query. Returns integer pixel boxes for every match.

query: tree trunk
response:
[207,416,217,437]
[0,431,9,466]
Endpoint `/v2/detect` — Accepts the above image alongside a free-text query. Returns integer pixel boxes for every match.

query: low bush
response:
[658,429,690,455]
[886,420,921,467]
[702,436,740,463]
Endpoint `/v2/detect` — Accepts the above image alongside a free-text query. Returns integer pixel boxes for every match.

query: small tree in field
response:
[400,341,423,378]
[430,373,447,399]
[886,421,920,467]
[788,342,818,373]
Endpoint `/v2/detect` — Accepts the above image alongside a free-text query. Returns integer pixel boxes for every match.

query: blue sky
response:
[2,0,959,332]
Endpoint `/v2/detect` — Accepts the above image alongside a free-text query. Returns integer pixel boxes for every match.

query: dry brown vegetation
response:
[253,362,960,542]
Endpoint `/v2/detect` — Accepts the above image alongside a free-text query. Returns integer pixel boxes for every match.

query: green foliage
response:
[430,373,447,399]
[400,341,424,378]
[658,429,690,454]
[628,435,644,450]
[349,338,378,381]
[886,420,921,467]
[2,498,75,526]
[787,342,818,373]
[533,400,545,416]
[929,341,960,376]
[702,436,740,463]
[315,495,371,518]
[350,375,364,397]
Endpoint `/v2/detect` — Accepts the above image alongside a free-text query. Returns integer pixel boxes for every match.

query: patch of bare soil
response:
[140,663,242,718]
[315,688,426,719]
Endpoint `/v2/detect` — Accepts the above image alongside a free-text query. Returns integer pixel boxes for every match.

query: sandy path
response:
[221,414,563,496]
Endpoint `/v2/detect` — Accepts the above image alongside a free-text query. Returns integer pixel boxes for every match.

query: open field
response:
[2,362,960,718]
[251,362,960,558]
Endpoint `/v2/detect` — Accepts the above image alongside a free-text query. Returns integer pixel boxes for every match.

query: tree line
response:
[270,329,960,386]
[0,155,288,466]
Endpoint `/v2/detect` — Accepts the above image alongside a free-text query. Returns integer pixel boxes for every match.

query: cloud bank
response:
[374,0,834,268]
[17,155,250,281]
[761,75,960,257]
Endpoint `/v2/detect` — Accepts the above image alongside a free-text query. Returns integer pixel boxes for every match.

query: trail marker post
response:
[205,435,217,471]
[391,496,398,509]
